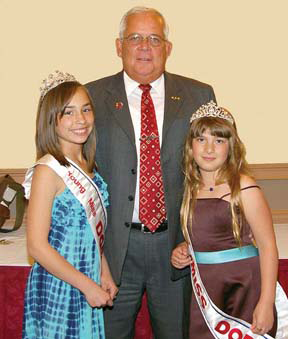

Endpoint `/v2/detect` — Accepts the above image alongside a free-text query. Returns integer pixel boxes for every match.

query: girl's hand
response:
[84,281,113,308]
[171,242,192,269]
[251,300,274,335]
[101,271,118,302]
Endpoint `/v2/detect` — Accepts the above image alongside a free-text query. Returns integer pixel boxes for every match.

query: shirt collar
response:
[123,71,165,96]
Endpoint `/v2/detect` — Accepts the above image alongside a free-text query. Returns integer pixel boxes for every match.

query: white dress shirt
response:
[123,71,165,223]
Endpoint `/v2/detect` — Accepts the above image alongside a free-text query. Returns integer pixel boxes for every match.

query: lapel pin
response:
[171,96,181,101]
[115,101,124,110]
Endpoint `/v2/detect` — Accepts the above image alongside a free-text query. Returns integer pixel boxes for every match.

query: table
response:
[1,225,287,339]
[0,225,153,339]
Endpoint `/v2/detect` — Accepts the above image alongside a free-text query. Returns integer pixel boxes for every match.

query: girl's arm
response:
[240,175,278,335]
[27,165,112,307]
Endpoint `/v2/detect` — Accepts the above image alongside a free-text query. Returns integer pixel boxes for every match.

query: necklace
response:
[200,187,214,192]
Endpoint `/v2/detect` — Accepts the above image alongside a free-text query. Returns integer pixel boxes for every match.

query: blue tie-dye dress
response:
[22,172,108,339]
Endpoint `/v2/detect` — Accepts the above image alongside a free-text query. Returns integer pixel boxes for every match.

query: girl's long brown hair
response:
[181,114,251,246]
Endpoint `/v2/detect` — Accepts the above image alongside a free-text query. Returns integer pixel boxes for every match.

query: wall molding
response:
[0,168,27,184]
[272,210,288,225]
[1,163,288,182]
[249,163,288,180]
[1,164,288,224]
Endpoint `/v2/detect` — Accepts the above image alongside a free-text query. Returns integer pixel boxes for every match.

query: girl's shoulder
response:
[239,174,261,197]
[33,162,58,180]
[32,154,62,183]
[23,155,63,199]
[33,164,61,191]
[240,174,257,189]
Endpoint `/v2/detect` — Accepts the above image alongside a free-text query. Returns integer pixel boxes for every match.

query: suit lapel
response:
[103,72,185,148]
[104,71,135,146]
[162,72,185,144]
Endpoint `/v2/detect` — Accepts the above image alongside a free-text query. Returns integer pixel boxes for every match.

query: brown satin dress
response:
[189,190,277,338]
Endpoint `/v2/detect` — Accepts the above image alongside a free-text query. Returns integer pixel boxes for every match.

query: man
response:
[86,6,216,339]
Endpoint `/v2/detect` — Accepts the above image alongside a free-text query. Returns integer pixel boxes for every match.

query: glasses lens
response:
[149,35,162,47]
[125,34,164,47]
[127,34,142,45]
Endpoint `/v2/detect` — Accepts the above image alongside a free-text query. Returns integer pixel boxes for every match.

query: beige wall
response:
[1,0,287,168]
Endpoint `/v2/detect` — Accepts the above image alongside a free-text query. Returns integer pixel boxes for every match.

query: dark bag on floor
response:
[0,174,25,232]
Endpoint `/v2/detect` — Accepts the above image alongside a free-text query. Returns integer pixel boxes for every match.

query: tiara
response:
[190,101,234,124]
[39,70,77,100]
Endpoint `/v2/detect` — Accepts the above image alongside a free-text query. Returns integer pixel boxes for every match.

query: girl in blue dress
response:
[22,71,118,339]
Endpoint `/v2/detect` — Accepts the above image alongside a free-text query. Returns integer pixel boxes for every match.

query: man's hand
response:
[171,242,192,269]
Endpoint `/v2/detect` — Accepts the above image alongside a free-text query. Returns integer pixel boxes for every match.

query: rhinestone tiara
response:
[39,70,77,100]
[190,101,234,124]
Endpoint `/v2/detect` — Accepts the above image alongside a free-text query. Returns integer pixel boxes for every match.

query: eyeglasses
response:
[122,33,166,47]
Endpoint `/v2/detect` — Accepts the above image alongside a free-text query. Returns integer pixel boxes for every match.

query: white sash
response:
[23,154,107,271]
[188,240,288,339]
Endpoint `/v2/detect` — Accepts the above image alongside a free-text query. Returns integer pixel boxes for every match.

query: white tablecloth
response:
[0,223,287,266]
[0,223,32,266]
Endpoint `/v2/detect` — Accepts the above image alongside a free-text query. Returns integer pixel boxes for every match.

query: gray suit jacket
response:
[86,71,216,284]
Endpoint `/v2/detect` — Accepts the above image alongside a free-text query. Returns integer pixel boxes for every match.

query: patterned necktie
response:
[139,84,166,232]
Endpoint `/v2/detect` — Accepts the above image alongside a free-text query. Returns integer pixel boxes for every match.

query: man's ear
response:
[166,41,173,58]
[115,38,122,57]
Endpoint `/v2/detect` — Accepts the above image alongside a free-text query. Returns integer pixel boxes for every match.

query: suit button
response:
[128,195,134,201]
[124,222,130,227]
[131,169,136,174]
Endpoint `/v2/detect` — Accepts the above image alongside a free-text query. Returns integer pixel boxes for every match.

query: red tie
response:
[139,84,166,232]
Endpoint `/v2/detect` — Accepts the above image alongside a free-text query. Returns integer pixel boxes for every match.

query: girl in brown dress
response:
[171,101,278,338]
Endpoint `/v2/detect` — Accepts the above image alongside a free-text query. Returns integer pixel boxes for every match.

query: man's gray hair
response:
[119,6,169,40]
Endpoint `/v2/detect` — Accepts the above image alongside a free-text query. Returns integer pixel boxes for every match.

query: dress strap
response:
[220,185,260,200]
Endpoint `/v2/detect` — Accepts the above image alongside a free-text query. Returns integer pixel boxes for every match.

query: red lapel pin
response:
[115,101,124,110]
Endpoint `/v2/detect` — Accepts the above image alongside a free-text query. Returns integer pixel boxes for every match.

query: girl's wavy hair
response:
[35,82,96,172]
[181,114,251,247]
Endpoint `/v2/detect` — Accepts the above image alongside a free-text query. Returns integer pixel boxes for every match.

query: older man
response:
[86,6,216,339]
